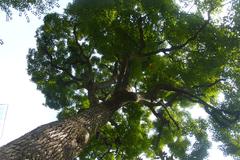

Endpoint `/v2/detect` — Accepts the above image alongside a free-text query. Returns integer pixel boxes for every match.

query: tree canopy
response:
[0,0,59,19]
[26,0,240,159]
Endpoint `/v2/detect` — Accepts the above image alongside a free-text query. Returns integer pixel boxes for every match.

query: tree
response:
[1,0,240,159]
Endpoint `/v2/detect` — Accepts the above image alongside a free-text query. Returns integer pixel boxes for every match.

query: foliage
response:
[27,0,240,159]
[0,0,59,19]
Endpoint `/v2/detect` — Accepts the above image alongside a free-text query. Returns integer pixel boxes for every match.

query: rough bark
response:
[0,91,138,160]
[0,100,119,160]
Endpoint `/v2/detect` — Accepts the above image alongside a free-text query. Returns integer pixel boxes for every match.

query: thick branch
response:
[151,84,213,108]
[87,81,99,107]
[0,90,140,159]
[72,24,93,81]
[137,16,145,53]
[0,102,117,160]
[152,84,240,125]
[162,105,180,130]
[72,24,99,106]
[148,105,162,120]
[72,24,90,64]
[115,58,130,91]
[193,78,225,89]
[95,62,118,90]
[142,10,212,57]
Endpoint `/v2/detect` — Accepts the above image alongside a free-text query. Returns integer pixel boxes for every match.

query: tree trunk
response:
[0,100,120,160]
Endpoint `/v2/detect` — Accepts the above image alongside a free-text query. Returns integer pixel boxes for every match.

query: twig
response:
[0,39,3,45]
[98,147,111,160]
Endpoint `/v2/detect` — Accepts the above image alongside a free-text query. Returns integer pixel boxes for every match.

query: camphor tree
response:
[1,0,240,159]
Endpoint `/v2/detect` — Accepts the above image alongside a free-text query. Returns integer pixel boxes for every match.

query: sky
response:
[0,1,235,160]
[0,0,70,146]
[0,13,57,144]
